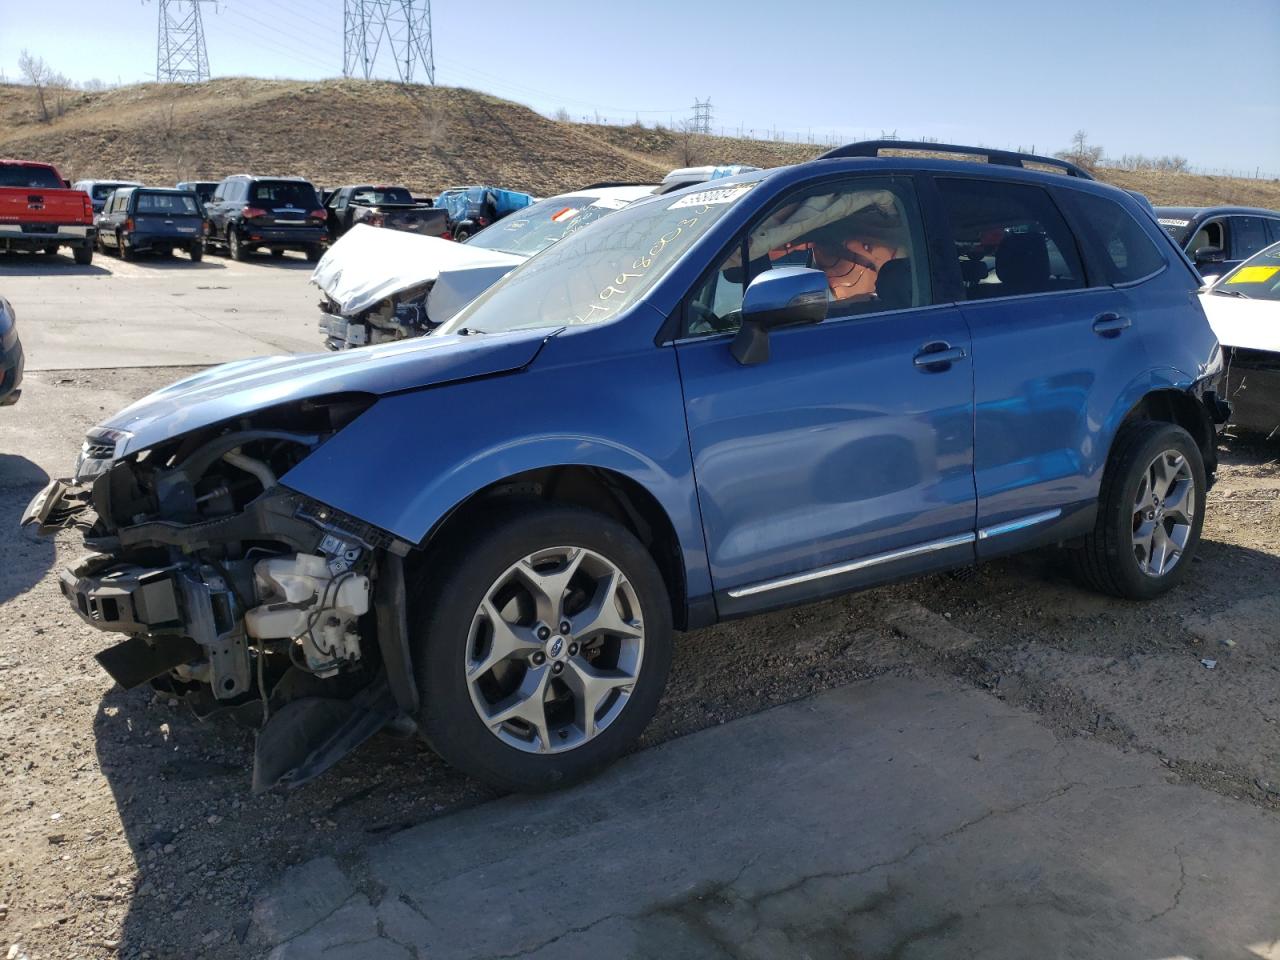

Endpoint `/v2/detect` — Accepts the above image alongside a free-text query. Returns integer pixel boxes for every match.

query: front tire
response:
[411,503,673,792]
[1072,421,1206,600]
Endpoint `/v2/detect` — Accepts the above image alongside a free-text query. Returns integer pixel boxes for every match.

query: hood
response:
[99,327,554,456]
[1198,292,1280,354]
[311,223,525,316]
[426,259,525,323]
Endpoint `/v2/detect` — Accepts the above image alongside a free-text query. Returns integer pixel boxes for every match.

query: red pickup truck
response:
[0,159,96,264]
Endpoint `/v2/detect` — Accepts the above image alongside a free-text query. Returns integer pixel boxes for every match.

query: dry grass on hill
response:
[0,78,1275,209]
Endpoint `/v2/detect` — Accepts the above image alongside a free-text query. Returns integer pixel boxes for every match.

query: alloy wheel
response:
[464,546,645,754]
[1132,449,1195,577]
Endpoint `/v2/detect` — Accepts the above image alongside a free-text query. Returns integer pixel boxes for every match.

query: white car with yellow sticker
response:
[1198,240,1280,438]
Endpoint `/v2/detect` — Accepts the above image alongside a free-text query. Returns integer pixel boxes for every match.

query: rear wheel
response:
[228,229,246,261]
[453,227,470,243]
[188,243,203,263]
[42,244,58,256]
[411,503,673,792]
[72,243,92,266]
[270,248,285,259]
[1072,421,1205,600]
[118,233,133,261]
[305,245,321,263]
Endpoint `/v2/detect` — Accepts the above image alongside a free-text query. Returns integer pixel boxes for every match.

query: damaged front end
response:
[23,394,418,792]
[318,282,435,351]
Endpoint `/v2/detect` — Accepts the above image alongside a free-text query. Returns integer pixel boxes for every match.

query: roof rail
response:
[817,140,1095,180]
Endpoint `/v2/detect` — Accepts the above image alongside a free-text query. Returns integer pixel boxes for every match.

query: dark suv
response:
[203,175,327,262]
[24,142,1228,795]
[1155,205,1280,281]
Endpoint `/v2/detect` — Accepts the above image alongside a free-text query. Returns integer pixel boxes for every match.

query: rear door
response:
[250,180,319,231]
[675,174,976,614]
[133,191,203,240]
[930,176,1157,556]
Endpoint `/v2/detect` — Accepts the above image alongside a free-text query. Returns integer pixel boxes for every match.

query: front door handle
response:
[1092,313,1131,337]
[913,341,967,370]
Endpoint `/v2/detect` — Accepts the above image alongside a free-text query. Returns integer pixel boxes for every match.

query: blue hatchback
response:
[25,142,1228,793]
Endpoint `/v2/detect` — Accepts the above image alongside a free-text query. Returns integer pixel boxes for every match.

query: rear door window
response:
[1056,189,1166,284]
[1230,216,1270,261]
[936,178,1085,299]
[1187,218,1225,257]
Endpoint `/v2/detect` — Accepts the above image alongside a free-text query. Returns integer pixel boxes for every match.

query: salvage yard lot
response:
[1,260,1278,958]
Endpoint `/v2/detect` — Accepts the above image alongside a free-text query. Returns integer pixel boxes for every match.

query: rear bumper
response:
[1224,349,1280,437]
[237,225,326,248]
[129,229,202,251]
[0,223,95,250]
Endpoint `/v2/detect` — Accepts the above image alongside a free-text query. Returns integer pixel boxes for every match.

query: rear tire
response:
[453,227,470,243]
[118,233,134,261]
[72,244,92,266]
[411,503,673,792]
[42,244,58,256]
[305,245,321,263]
[1071,421,1205,600]
[270,248,285,259]
[189,243,203,263]
[228,229,246,261]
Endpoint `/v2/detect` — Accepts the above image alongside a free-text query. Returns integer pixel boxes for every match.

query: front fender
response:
[281,335,713,604]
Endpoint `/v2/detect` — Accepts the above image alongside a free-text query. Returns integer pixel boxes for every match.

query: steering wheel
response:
[688,301,741,334]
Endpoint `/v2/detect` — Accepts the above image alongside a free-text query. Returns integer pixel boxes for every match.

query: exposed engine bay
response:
[22,394,417,791]
[318,282,436,350]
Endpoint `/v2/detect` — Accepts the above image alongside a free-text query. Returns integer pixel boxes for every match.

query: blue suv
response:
[23,142,1228,793]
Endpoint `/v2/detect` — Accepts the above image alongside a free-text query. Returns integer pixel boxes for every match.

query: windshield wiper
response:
[1211,288,1251,299]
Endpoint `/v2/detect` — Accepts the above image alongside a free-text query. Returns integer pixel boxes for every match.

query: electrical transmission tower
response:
[691,98,713,135]
[155,0,211,83]
[344,1,436,84]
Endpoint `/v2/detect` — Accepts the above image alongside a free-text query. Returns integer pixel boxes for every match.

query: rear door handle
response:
[1092,313,1131,337]
[913,341,967,370]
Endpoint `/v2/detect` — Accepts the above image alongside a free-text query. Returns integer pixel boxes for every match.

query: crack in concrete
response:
[263,892,358,950]
[1142,845,1187,923]
[478,776,1084,958]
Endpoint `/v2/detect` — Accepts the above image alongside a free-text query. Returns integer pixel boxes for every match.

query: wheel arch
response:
[413,464,697,630]
[1115,386,1217,479]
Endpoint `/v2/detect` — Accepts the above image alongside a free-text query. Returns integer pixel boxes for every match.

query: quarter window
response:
[684,177,931,337]
[936,178,1085,299]
[1057,190,1165,284]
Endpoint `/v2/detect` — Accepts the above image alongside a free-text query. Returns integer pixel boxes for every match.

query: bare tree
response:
[18,49,53,121]
[672,119,707,166]
[553,107,571,122]
[1056,130,1105,171]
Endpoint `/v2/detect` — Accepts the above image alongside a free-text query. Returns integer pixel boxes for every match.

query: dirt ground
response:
[1,366,1277,960]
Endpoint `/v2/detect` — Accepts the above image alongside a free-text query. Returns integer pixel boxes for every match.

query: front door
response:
[673,175,976,615]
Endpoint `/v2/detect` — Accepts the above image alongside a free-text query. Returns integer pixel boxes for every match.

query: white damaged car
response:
[1198,240,1280,439]
[313,184,655,349]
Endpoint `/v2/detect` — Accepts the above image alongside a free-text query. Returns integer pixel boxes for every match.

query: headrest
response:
[876,258,913,310]
[995,233,1050,294]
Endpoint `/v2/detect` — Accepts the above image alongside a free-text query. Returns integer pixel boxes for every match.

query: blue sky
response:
[0,0,1276,173]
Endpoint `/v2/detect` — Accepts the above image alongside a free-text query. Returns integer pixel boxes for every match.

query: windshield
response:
[136,192,201,215]
[437,182,756,336]
[1213,241,1280,301]
[466,193,643,256]
[351,186,414,205]
[0,164,63,189]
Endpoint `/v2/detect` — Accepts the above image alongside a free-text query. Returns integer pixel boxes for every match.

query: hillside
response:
[1,78,1276,209]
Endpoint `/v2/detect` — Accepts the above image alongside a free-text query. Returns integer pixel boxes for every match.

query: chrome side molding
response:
[727,532,976,599]
[977,509,1062,541]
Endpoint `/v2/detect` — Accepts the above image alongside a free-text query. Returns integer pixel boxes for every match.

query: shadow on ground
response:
[91,532,1280,958]
[0,252,111,276]
[0,454,53,605]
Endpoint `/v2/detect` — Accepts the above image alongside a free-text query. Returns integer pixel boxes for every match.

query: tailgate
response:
[385,208,446,233]
[0,187,88,226]
[134,213,203,236]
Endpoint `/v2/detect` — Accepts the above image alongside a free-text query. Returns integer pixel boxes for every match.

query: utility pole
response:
[691,97,713,135]
[344,0,436,84]
[155,0,212,83]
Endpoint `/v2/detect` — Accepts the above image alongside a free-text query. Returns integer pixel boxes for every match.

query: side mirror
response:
[730,267,829,366]
[1194,245,1226,265]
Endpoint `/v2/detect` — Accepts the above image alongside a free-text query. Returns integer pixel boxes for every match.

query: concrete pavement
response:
[249,678,1280,959]
[1,249,322,370]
